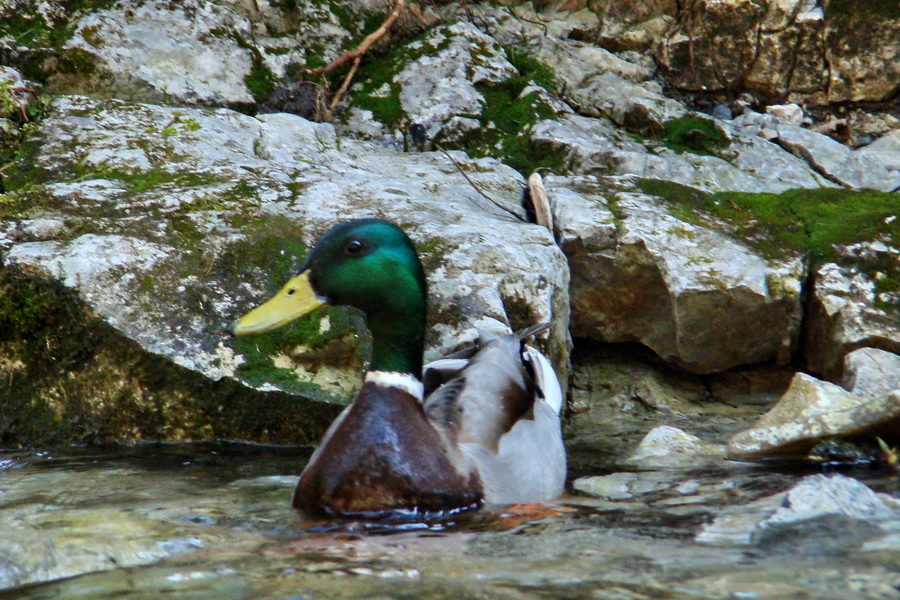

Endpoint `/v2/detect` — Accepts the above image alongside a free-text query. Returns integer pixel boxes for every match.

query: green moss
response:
[349,25,459,127]
[231,305,360,402]
[299,43,328,72]
[56,47,96,74]
[661,115,730,156]
[502,292,541,333]
[0,82,19,117]
[154,114,202,138]
[438,46,566,176]
[232,32,276,103]
[75,166,221,193]
[0,0,118,81]
[80,24,103,48]
[245,61,276,104]
[0,11,53,48]
[470,87,566,175]
[504,46,558,93]
[415,238,448,273]
[639,179,900,308]
[354,91,403,125]
[1,97,54,194]
[0,273,61,338]
[350,57,406,126]
[0,190,53,220]
[0,267,342,447]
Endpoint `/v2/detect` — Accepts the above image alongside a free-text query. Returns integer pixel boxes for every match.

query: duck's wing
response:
[423,329,531,451]
[422,324,566,504]
[423,323,560,450]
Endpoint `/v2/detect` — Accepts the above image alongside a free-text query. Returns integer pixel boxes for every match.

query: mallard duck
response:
[233,219,566,518]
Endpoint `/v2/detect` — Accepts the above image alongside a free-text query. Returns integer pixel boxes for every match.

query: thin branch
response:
[324,56,361,121]
[432,140,524,222]
[307,0,406,76]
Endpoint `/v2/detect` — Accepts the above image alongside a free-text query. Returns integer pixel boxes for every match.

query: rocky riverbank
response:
[1,0,898,596]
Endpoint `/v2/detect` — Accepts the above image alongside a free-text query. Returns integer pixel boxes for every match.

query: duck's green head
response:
[233,219,428,376]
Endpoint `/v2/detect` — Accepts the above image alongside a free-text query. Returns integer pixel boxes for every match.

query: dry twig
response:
[324,57,361,120]
[307,0,406,120]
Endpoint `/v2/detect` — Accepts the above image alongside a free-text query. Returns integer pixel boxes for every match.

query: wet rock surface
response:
[841,348,900,400]
[728,373,900,459]
[655,0,900,105]
[805,258,900,379]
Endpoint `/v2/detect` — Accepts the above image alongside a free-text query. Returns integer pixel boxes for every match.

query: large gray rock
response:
[37,0,357,108]
[841,348,900,401]
[805,256,900,379]
[531,112,835,193]
[728,373,900,458]
[550,174,805,373]
[396,22,517,139]
[0,95,570,444]
[733,111,900,191]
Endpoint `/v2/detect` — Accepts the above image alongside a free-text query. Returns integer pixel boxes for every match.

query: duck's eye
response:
[345,239,365,256]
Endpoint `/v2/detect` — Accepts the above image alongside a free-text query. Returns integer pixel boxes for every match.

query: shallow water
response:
[2,443,899,599]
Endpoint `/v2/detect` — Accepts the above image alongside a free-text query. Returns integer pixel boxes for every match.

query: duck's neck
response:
[364,290,426,379]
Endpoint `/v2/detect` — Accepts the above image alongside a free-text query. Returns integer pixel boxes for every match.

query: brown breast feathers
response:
[292,381,483,518]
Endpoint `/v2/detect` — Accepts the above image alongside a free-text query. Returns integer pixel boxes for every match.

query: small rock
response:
[765,103,804,125]
[624,425,724,469]
[762,474,896,525]
[572,471,672,500]
[709,103,733,121]
[698,474,899,551]
[727,373,900,459]
[0,66,34,120]
[573,472,639,500]
[752,474,897,554]
[841,348,900,401]
[18,218,67,240]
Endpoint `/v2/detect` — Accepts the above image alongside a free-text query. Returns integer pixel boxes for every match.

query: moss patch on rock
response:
[660,115,731,156]
[447,47,567,176]
[348,26,454,127]
[0,0,118,81]
[0,266,341,447]
[639,179,900,308]
[213,217,368,400]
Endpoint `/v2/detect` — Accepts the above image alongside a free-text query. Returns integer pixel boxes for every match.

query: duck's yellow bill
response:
[232,271,325,335]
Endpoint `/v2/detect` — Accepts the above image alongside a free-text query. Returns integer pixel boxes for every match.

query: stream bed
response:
[2,442,899,599]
